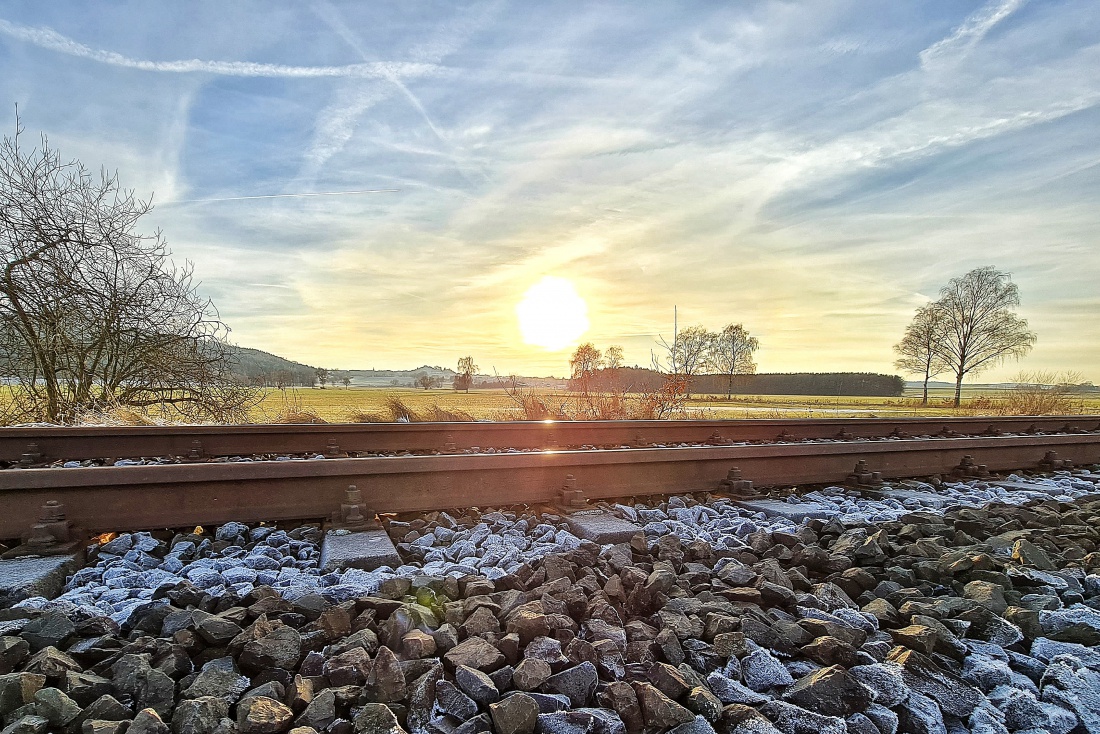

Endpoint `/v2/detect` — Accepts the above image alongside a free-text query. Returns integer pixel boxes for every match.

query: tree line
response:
[568,364,903,397]
[239,367,353,390]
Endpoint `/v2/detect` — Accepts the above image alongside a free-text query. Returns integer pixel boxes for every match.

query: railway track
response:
[1,416,1099,542]
[3,415,1098,464]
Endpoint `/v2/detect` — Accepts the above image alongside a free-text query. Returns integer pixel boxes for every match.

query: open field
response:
[251,386,1100,423]
[253,387,525,422]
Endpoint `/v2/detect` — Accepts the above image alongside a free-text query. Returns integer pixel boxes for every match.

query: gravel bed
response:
[0,471,1098,733]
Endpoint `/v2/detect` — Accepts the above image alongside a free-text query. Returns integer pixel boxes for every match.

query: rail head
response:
[1,415,1098,464]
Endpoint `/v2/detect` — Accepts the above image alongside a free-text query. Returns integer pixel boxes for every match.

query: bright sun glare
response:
[516,277,589,351]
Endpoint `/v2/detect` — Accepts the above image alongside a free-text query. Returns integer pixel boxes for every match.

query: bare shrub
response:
[996,371,1085,416]
[578,392,632,420]
[263,391,326,424]
[964,395,999,415]
[633,375,690,419]
[346,401,473,423]
[272,408,327,424]
[501,375,571,420]
[383,396,421,422]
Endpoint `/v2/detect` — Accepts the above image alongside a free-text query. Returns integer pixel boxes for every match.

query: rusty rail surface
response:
[2,415,1098,464]
[1,431,1098,539]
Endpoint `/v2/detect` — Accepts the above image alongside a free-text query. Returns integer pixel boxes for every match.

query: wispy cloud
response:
[299,1,493,187]
[165,189,400,205]
[920,0,1028,68]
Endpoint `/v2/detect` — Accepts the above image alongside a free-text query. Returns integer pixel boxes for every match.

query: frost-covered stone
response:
[1031,638,1100,670]
[742,648,794,692]
[760,700,847,734]
[1040,656,1100,733]
[897,691,945,734]
[706,671,769,705]
[848,663,908,707]
[1039,606,1100,645]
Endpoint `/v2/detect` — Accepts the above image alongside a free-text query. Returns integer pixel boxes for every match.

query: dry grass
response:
[493,374,692,421]
[73,406,163,426]
[346,397,475,423]
[270,408,328,424]
[253,388,516,423]
[969,371,1090,416]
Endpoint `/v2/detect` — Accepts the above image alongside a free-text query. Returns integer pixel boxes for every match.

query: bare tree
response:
[341,375,351,389]
[933,267,1037,407]
[603,345,624,370]
[455,356,478,393]
[314,368,329,389]
[670,325,714,399]
[709,323,759,400]
[273,370,293,391]
[894,303,948,405]
[569,342,602,396]
[0,118,256,424]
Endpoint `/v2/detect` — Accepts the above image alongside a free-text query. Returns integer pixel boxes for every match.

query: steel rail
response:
[1,415,1098,464]
[1,433,1098,539]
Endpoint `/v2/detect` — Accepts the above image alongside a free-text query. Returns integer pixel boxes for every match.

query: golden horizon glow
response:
[515,277,590,351]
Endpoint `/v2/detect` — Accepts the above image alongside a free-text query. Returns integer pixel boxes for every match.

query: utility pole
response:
[672,305,679,374]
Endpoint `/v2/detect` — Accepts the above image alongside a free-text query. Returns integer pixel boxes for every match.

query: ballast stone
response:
[876,488,950,508]
[565,511,641,545]
[0,556,81,609]
[319,529,401,572]
[733,499,837,522]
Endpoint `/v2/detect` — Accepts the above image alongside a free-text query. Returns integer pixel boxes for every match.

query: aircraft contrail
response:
[166,189,401,204]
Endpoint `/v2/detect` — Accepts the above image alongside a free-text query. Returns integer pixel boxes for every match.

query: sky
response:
[1,0,1097,380]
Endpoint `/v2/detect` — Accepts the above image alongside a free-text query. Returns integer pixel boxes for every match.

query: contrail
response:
[0,19,437,80]
[165,189,400,204]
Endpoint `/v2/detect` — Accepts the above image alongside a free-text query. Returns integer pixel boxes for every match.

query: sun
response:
[516,277,590,350]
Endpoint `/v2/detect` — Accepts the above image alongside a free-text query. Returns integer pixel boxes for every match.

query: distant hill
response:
[229,346,317,375]
[227,348,475,388]
[227,346,318,387]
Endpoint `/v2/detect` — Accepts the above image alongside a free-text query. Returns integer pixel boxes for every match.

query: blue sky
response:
[1,1,1097,379]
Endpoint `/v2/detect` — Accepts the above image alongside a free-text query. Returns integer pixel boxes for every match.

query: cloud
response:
[0,18,440,80]
[920,0,1027,68]
[297,1,495,187]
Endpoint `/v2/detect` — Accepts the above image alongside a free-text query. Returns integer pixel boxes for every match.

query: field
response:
[252,386,1100,423]
[253,387,526,422]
